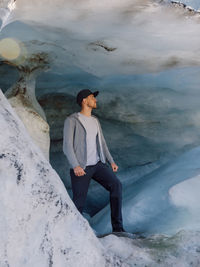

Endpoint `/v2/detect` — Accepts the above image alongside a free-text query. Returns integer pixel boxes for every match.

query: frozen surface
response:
[91,145,200,236]
[169,174,200,216]
[100,230,200,266]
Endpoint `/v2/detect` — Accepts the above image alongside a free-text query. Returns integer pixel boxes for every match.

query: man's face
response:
[83,94,97,109]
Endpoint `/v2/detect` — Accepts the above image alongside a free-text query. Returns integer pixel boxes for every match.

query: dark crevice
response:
[14,160,23,184]
[89,41,117,52]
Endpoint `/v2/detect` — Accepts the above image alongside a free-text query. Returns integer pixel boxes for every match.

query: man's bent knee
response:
[111,178,122,195]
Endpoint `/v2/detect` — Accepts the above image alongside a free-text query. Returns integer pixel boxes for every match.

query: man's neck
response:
[80,107,92,117]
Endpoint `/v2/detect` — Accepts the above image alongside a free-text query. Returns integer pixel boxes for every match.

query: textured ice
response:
[1,1,200,266]
[2,0,200,76]
[91,145,200,236]
[0,88,116,267]
[0,0,16,31]
[1,1,200,172]
[1,0,200,235]
[100,230,200,266]
[1,85,200,265]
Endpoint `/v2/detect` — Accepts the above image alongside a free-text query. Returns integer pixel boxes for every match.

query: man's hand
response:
[111,162,118,172]
[74,166,86,176]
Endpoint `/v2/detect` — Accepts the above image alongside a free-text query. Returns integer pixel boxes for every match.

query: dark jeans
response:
[70,161,123,230]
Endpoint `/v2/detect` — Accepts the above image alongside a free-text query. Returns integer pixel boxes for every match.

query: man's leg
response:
[70,167,94,214]
[92,161,123,231]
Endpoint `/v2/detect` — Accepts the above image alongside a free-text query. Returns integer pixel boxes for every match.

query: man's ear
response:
[82,98,87,105]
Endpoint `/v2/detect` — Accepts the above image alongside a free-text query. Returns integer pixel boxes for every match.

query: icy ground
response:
[91,144,200,236]
[100,230,200,267]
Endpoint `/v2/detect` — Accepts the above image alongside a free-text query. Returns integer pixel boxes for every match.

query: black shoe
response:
[112,227,126,233]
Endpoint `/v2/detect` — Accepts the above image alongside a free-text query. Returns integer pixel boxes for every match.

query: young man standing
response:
[63,89,125,232]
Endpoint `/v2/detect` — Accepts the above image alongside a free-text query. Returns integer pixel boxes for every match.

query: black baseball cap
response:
[76,89,99,106]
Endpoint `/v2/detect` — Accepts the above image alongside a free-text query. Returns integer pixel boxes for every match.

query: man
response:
[63,89,125,232]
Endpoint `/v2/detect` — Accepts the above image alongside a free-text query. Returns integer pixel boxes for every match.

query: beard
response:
[88,102,97,109]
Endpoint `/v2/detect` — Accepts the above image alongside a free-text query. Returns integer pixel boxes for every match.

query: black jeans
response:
[70,161,123,230]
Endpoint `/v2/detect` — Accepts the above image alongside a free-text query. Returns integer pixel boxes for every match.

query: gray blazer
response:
[63,112,114,169]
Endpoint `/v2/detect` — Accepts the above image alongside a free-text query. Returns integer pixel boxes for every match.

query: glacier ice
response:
[5,57,51,160]
[1,0,200,265]
[1,0,200,235]
[2,0,200,225]
[100,230,200,266]
[0,88,118,267]
[91,145,200,236]
[2,0,200,76]
[1,83,200,266]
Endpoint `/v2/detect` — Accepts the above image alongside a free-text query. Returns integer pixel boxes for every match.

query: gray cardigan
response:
[63,112,114,169]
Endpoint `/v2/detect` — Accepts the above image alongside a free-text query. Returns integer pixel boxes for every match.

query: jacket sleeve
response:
[63,117,79,169]
[98,121,115,164]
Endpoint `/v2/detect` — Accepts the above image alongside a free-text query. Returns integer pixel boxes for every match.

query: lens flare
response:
[0,38,21,60]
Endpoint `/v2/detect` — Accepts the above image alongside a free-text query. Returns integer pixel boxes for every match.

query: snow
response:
[100,230,200,266]
[0,88,110,266]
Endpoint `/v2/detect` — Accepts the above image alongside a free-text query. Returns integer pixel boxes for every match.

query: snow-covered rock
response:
[0,88,116,267]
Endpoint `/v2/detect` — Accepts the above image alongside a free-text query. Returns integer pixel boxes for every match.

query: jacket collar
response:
[72,112,97,120]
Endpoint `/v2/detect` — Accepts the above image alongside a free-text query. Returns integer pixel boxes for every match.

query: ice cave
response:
[1,0,200,266]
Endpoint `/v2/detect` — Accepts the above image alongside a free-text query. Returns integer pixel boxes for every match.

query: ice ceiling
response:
[1,0,200,215]
[1,0,200,75]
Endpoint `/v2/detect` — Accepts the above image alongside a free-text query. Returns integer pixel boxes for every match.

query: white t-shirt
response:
[78,112,100,166]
